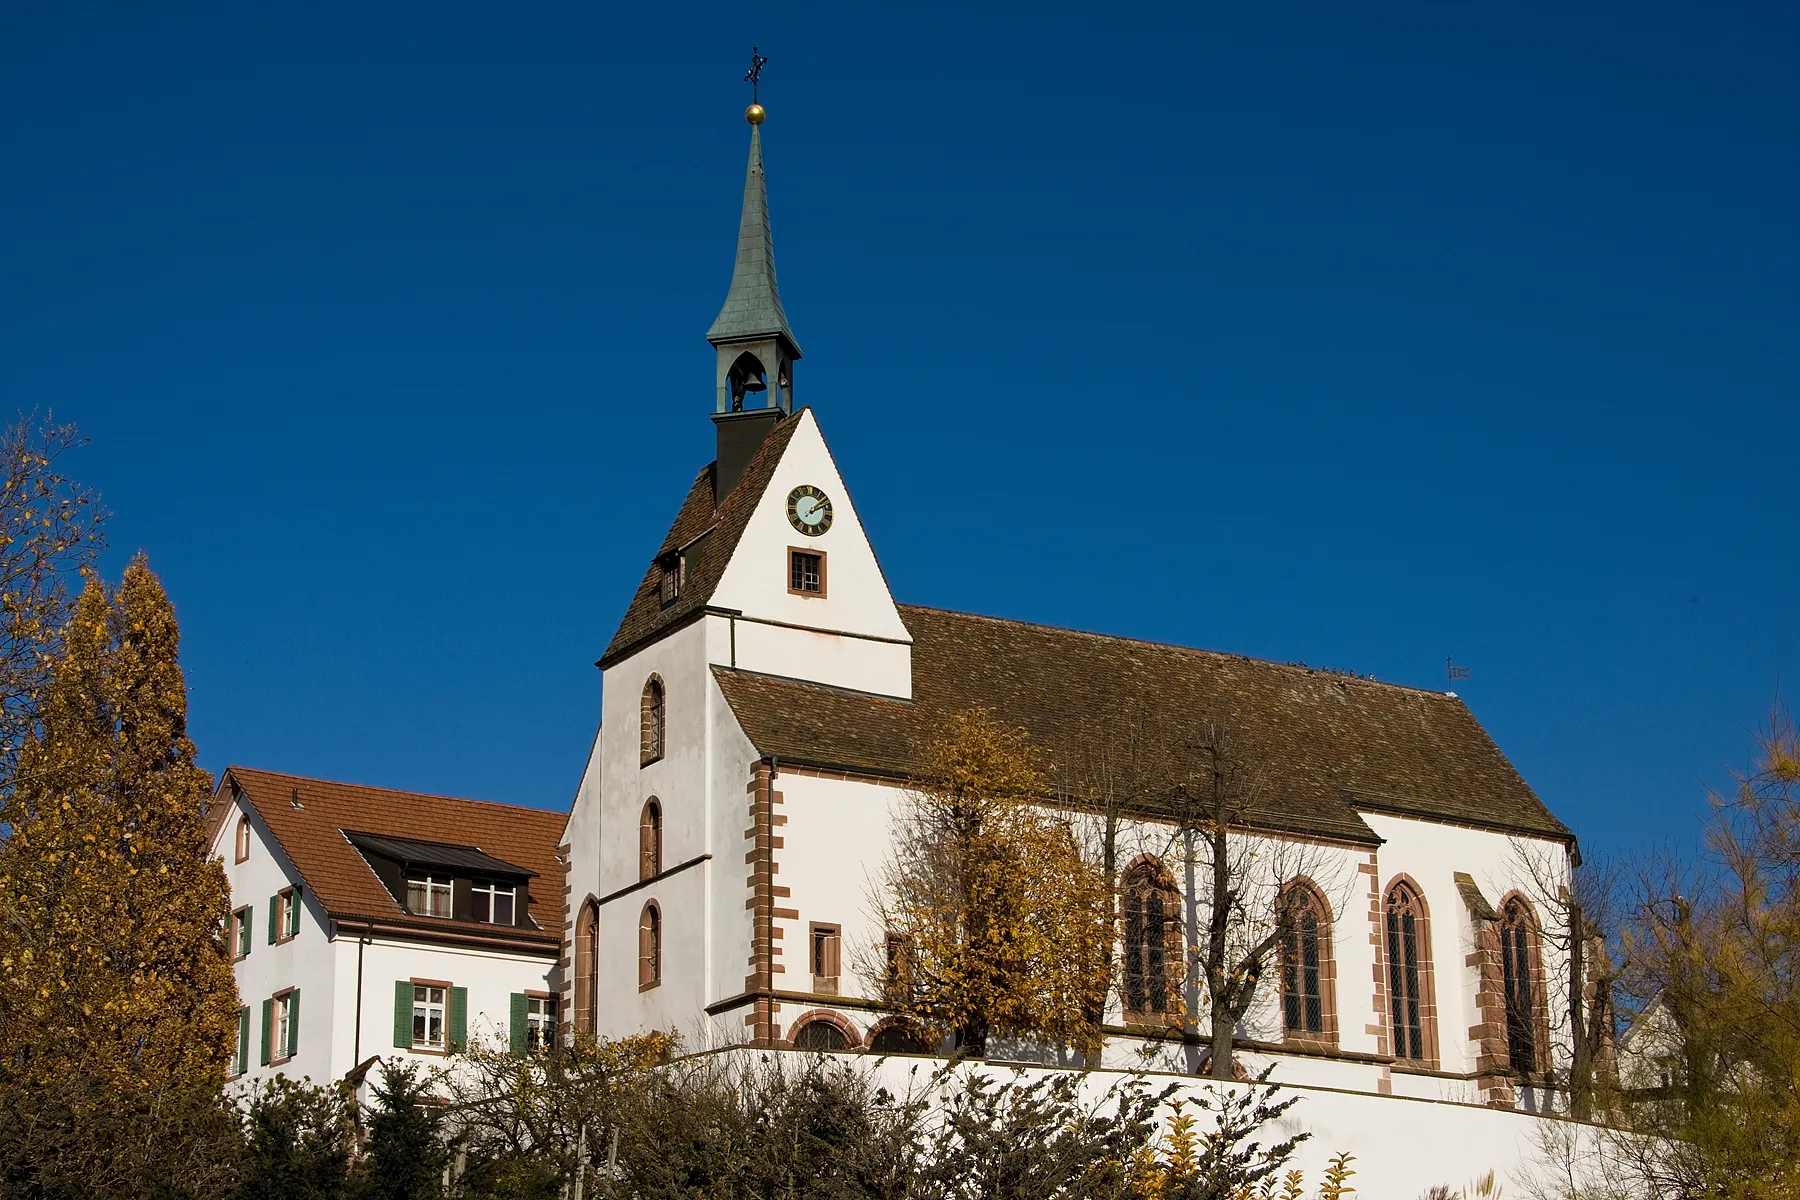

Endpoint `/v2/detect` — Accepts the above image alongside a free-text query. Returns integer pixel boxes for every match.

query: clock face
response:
[786,484,834,536]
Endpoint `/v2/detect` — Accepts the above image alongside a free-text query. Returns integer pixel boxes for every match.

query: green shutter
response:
[394,981,413,1049]
[260,998,273,1066]
[286,988,300,1058]
[241,908,251,958]
[288,887,302,938]
[509,993,529,1054]
[237,1007,250,1075]
[267,898,278,944]
[448,986,468,1051]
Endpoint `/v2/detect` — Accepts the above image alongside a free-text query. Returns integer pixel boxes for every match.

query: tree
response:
[236,1077,359,1200]
[1168,729,1349,1080]
[363,1060,449,1200]
[0,555,238,1192]
[0,415,106,775]
[869,707,1112,1060]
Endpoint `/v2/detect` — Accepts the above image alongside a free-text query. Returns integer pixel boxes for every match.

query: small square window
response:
[406,874,453,919]
[788,549,825,597]
[472,881,516,926]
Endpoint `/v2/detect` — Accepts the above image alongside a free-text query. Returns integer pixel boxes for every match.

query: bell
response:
[741,374,767,393]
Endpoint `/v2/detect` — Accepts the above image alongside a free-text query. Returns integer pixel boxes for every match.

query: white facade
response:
[211,788,560,1093]
[563,406,1583,1126]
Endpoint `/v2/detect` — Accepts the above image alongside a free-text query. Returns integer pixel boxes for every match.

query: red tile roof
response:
[220,767,566,950]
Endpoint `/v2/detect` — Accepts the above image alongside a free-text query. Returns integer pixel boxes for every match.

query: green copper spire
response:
[706,123,802,356]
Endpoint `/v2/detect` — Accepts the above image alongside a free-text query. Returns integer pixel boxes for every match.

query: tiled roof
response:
[713,605,1571,845]
[599,411,804,667]
[221,767,566,947]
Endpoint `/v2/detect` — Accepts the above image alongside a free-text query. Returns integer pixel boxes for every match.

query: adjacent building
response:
[209,767,565,1091]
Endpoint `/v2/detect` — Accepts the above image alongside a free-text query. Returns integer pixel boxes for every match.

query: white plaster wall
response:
[213,797,338,1089]
[708,410,913,676]
[562,721,605,918]
[1361,813,1574,1082]
[724,617,911,698]
[339,936,556,1074]
[702,646,760,1046]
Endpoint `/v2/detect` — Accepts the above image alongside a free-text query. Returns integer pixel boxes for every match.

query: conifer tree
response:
[0,554,237,1190]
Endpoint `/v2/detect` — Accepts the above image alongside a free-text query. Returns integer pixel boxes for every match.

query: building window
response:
[273,990,298,1062]
[1385,880,1434,1062]
[793,1019,850,1051]
[526,995,557,1051]
[810,923,841,994]
[472,880,516,925]
[640,799,663,881]
[235,816,251,863]
[414,984,448,1049]
[640,676,666,767]
[232,906,252,960]
[1501,897,1541,1075]
[271,887,302,943]
[658,553,682,607]
[869,1020,932,1054]
[1279,881,1335,1042]
[788,549,825,596]
[1122,861,1180,1019]
[883,933,915,1004]
[638,902,662,990]
[574,900,599,1035]
[406,873,453,919]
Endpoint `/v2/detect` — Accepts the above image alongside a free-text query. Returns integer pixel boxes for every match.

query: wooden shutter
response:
[237,1007,250,1075]
[448,986,468,1050]
[241,907,251,958]
[393,981,413,1049]
[509,993,529,1054]
[267,897,279,944]
[287,887,302,937]
[260,998,273,1066]
[286,989,300,1058]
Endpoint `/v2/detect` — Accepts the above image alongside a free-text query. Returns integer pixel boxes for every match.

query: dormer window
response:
[407,873,453,919]
[657,553,682,608]
[472,880,516,925]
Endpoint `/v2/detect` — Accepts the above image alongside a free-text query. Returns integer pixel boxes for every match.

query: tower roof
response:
[706,125,803,355]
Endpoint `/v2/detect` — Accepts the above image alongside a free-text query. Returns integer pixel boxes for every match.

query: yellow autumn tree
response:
[870,707,1110,1060]
[0,554,238,1190]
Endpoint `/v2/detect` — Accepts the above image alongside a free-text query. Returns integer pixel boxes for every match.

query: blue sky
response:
[2,2,1795,862]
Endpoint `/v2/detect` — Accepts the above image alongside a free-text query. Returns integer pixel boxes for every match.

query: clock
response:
[786,484,834,536]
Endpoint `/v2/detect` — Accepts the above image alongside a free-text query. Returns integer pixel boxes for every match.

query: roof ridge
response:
[227,766,568,820]
[895,603,1458,701]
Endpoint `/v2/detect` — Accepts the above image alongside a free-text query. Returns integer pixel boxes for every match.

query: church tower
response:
[707,94,803,500]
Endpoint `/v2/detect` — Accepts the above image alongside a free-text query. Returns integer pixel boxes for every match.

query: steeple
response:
[707,70,801,417]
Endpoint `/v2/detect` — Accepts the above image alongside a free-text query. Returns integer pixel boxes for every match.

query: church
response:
[558,93,1590,1138]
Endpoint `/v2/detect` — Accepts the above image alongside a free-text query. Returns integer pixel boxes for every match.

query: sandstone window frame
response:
[1384,876,1440,1067]
[1278,877,1338,1047]
[640,798,663,881]
[638,901,662,991]
[640,676,666,767]
[1121,857,1181,1023]
[1499,892,1549,1077]
[573,899,599,1035]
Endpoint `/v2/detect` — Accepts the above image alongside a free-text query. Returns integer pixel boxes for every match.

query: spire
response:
[706,122,802,356]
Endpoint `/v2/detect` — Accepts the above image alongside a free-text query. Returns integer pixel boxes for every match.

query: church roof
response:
[216,767,566,950]
[705,126,801,353]
[712,606,1571,846]
[599,411,805,667]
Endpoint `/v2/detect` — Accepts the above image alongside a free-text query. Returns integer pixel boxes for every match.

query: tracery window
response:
[641,676,665,767]
[638,902,662,990]
[1385,880,1433,1062]
[1122,861,1180,1019]
[640,799,663,881]
[1279,881,1334,1041]
[1501,897,1541,1074]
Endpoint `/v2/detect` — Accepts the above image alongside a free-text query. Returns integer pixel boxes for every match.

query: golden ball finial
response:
[745,103,766,125]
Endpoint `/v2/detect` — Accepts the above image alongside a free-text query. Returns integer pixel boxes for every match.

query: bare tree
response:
[1168,726,1354,1080]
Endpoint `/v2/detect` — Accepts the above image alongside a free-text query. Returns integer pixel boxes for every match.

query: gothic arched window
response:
[1122,861,1180,1019]
[640,676,665,767]
[1385,879,1435,1062]
[1501,897,1542,1074]
[640,799,663,881]
[1279,881,1335,1042]
[574,899,599,1036]
[638,902,662,990]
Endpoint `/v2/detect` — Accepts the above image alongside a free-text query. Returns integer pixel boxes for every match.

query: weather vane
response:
[744,45,769,103]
